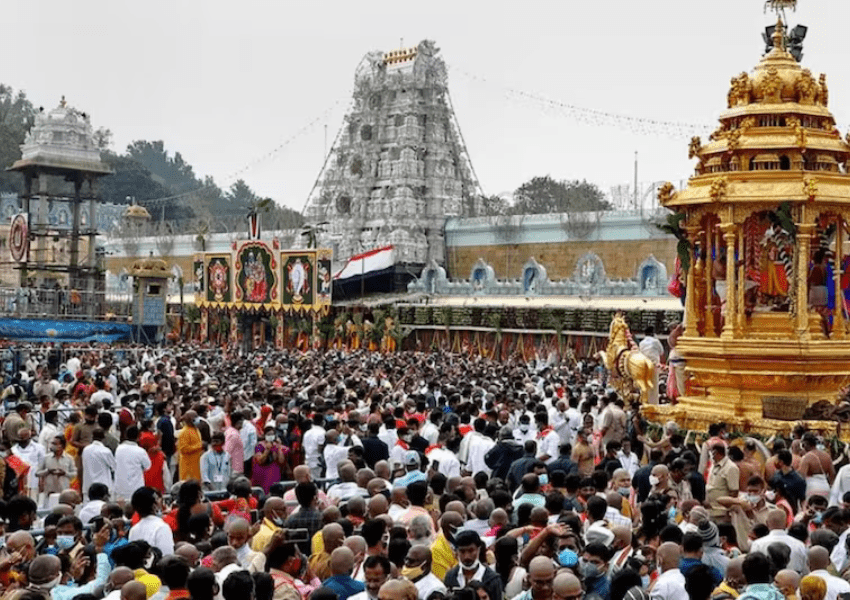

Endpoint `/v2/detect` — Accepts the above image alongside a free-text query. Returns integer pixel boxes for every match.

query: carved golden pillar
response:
[796,223,815,337]
[834,218,846,339]
[200,307,208,342]
[704,226,716,337]
[684,225,700,337]
[720,223,737,339]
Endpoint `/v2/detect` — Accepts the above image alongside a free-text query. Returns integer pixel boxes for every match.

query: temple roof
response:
[8,97,112,175]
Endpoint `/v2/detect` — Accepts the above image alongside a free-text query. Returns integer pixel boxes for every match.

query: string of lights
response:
[449,65,716,139]
[138,98,347,208]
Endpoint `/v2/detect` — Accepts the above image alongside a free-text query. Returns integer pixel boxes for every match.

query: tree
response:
[477,194,511,217]
[99,152,172,206]
[512,176,611,215]
[0,84,36,193]
[125,140,198,194]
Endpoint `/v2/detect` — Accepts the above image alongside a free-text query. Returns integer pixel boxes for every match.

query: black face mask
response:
[379,489,391,501]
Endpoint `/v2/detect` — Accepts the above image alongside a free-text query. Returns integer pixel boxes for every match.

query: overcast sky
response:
[4,0,848,212]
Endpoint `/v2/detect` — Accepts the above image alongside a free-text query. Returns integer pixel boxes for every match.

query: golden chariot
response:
[645,5,850,437]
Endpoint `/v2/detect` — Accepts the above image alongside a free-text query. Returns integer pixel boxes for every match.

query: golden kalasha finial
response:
[772,18,786,51]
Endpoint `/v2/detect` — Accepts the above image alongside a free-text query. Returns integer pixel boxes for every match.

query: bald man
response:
[553,573,582,600]
[377,579,418,600]
[652,542,687,599]
[345,535,367,581]
[121,581,148,600]
[26,555,62,594]
[749,508,808,574]
[713,556,745,599]
[283,465,330,515]
[402,545,446,600]
[103,567,135,600]
[368,494,389,519]
[324,547,366,600]
[310,523,345,581]
[212,547,240,600]
[608,525,633,576]
[523,556,555,600]
[774,569,801,600]
[226,517,265,572]
[807,545,850,598]
[431,511,463,579]
[175,543,202,568]
[252,496,286,552]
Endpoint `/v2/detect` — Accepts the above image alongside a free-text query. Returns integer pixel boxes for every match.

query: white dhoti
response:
[715,280,727,315]
[807,473,830,499]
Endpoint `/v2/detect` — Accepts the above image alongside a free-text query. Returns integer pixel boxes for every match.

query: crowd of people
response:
[0,344,848,600]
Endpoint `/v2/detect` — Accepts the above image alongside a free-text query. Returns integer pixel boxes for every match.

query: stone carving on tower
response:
[303,40,480,269]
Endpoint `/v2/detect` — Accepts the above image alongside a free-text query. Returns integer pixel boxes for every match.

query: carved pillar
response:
[275,311,284,349]
[684,225,700,337]
[230,309,239,347]
[720,223,738,339]
[200,307,208,343]
[797,223,815,337]
[834,218,846,339]
[704,226,716,337]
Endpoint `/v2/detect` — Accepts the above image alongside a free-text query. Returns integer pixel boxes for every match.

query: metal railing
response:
[0,287,132,321]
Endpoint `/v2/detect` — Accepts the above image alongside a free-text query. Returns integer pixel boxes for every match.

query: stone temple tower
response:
[303,40,481,270]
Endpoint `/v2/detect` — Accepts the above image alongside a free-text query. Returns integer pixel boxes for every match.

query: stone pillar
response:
[720,223,737,339]
[797,223,815,337]
[87,178,98,317]
[684,226,700,337]
[834,219,846,339]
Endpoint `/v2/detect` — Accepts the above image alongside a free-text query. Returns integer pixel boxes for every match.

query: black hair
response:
[187,567,218,600]
[158,555,191,589]
[742,551,772,584]
[130,487,158,518]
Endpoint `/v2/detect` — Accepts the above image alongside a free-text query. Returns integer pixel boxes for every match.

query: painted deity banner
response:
[318,257,332,302]
[282,253,314,306]
[206,256,231,303]
[236,243,277,304]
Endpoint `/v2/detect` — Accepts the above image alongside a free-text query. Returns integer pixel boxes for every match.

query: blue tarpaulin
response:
[0,318,132,343]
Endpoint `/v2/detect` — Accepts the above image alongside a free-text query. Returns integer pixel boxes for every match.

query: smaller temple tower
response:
[130,256,170,344]
[7,97,112,317]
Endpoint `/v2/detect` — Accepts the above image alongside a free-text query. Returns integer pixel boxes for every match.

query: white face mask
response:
[746,494,762,505]
[265,434,276,442]
[32,574,62,591]
[519,424,530,433]
[649,475,660,486]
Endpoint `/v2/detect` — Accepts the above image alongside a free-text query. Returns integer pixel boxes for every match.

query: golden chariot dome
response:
[122,202,152,221]
[647,7,850,437]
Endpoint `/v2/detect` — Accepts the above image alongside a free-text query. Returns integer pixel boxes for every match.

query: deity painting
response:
[237,244,275,304]
[743,213,794,309]
[193,260,204,293]
[207,257,231,302]
[283,254,313,305]
[318,259,332,301]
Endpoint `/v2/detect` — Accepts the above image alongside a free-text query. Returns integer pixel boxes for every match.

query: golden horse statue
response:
[599,313,656,403]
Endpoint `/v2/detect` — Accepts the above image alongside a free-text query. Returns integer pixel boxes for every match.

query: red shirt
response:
[144,450,167,493]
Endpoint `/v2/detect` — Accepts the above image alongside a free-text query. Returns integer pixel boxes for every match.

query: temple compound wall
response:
[443,210,676,282]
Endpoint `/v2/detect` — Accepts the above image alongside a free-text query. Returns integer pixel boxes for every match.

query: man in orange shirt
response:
[176,411,202,482]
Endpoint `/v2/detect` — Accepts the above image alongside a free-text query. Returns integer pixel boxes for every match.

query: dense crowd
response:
[0,344,848,600]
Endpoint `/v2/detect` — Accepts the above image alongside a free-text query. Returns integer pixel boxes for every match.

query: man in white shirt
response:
[79,483,110,524]
[808,545,850,600]
[638,326,664,405]
[618,440,640,477]
[463,420,495,476]
[114,426,152,503]
[81,429,116,497]
[37,410,61,451]
[830,461,850,507]
[425,430,461,480]
[650,542,687,600]
[535,413,561,466]
[323,429,349,480]
[239,409,258,475]
[303,417,326,480]
[128,486,174,557]
[749,509,808,575]
[419,412,440,447]
[12,428,45,498]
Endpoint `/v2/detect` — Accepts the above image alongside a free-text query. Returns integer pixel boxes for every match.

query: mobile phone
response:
[285,528,309,542]
[250,509,258,524]
[431,460,440,471]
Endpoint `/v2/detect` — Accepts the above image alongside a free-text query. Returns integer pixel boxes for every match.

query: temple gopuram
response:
[646,2,850,435]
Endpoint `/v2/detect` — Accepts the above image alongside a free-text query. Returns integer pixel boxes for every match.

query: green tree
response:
[0,84,36,193]
[512,176,610,215]
[125,140,198,194]
[99,152,172,206]
[477,194,510,217]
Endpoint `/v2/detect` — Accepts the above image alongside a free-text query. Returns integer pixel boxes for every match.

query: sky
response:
[4,0,849,213]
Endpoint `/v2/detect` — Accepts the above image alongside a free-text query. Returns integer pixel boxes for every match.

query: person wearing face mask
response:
[21,555,64,600]
[200,433,231,492]
[12,427,45,500]
[444,530,502,600]
[578,542,611,600]
[36,435,75,507]
[513,415,536,445]
[226,517,265,572]
[251,426,288,494]
[431,511,463,580]
[176,411,203,482]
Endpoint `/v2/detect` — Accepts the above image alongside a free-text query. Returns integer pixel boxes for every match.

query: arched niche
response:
[521,257,548,295]
[636,255,668,293]
[573,252,607,286]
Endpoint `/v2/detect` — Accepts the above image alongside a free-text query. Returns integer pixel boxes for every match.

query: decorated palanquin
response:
[193,239,332,349]
[647,12,850,436]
